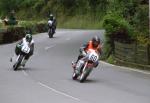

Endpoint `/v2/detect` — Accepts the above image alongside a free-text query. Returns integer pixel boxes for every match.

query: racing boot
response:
[75,60,84,75]
[72,61,76,69]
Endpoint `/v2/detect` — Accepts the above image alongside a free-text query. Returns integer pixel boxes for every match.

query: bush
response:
[103,12,134,41]
[132,5,149,37]
[2,26,25,43]
[36,23,48,33]
[102,12,134,59]
[106,55,116,64]
[19,21,47,33]
[0,21,48,44]
[137,35,150,46]
[19,21,36,33]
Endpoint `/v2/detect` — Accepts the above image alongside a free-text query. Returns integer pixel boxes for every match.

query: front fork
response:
[16,55,20,62]
[15,54,25,66]
[75,60,86,75]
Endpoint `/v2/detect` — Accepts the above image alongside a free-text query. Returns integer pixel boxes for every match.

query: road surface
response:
[0,29,150,103]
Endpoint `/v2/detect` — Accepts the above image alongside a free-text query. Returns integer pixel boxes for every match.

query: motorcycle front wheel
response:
[13,55,24,71]
[48,29,53,38]
[79,68,92,83]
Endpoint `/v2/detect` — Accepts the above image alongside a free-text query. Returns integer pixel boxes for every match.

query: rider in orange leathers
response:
[72,36,102,72]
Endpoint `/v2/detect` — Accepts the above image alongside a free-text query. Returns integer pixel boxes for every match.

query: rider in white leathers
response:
[11,33,34,67]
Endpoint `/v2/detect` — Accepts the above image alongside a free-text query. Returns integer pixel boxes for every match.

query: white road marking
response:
[38,82,81,101]
[45,44,56,50]
[21,70,82,102]
[66,38,71,41]
[100,61,150,75]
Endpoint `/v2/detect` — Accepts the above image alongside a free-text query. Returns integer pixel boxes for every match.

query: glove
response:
[82,50,87,56]
[16,44,22,49]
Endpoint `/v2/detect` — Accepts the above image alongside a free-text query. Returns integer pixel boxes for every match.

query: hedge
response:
[102,12,134,59]
[0,22,48,44]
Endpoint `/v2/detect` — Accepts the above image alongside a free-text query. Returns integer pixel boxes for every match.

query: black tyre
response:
[48,29,53,38]
[79,72,86,83]
[79,69,91,83]
[48,29,50,38]
[13,55,24,71]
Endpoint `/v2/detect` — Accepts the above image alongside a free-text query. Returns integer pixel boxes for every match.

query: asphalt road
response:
[0,29,150,103]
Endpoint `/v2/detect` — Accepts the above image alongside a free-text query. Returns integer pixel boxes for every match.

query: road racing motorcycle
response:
[48,20,55,38]
[72,49,99,83]
[13,44,30,71]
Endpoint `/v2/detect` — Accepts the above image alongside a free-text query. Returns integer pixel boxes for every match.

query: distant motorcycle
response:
[48,20,55,38]
[72,49,99,83]
[13,44,30,71]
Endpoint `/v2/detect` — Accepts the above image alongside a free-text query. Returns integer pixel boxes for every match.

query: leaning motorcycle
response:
[48,20,55,38]
[72,49,99,83]
[13,44,30,71]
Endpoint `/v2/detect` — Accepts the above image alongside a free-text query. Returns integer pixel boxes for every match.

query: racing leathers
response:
[15,38,34,66]
[73,40,102,74]
[48,17,57,33]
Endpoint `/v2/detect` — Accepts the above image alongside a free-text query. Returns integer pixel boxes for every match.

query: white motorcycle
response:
[13,44,30,71]
[48,20,55,38]
[72,49,99,83]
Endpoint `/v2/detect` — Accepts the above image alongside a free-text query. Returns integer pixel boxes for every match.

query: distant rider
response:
[11,33,34,67]
[48,14,57,33]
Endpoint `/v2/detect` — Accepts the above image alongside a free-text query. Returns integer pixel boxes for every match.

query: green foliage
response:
[0,20,48,44]
[100,41,112,59]
[19,0,36,8]
[0,0,148,48]
[58,15,103,29]
[106,55,116,64]
[18,20,48,34]
[102,12,134,59]
[0,0,109,19]
[0,22,2,28]
[132,5,149,37]
[137,35,150,46]
[19,21,35,29]
[103,12,134,40]
[0,0,15,16]
[32,0,45,15]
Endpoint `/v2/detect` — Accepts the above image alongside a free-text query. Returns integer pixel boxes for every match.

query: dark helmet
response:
[25,34,32,43]
[92,36,100,48]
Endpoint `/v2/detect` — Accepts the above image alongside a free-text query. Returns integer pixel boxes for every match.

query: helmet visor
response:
[93,41,99,47]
